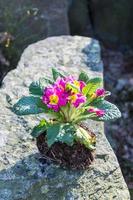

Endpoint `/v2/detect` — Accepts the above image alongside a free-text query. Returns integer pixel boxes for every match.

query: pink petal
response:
[79,81,86,91]
[72,93,86,108]
[96,88,105,96]
[88,108,96,113]
[95,109,105,117]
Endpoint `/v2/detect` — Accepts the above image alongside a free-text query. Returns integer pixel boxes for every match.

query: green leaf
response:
[74,126,96,150]
[12,96,45,115]
[31,119,48,137]
[82,77,102,96]
[73,113,96,123]
[91,100,121,121]
[58,124,75,145]
[29,77,54,96]
[46,123,75,147]
[66,82,79,93]
[105,91,111,97]
[87,96,104,105]
[52,68,65,81]
[43,78,54,85]
[78,71,89,83]
[46,124,60,147]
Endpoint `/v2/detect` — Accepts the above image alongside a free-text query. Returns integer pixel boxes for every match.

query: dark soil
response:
[36,125,96,170]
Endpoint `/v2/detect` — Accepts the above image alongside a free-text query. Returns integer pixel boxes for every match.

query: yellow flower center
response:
[49,94,59,105]
[91,93,97,99]
[73,80,80,88]
[70,94,77,103]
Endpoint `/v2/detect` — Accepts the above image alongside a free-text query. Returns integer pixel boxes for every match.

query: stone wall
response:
[0,36,130,199]
[0,0,70,85]
[68,0,133,50]
[1,0,133,85]
[89,0,133,50]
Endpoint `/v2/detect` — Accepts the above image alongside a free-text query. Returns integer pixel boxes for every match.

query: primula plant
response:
[13,68,121,151]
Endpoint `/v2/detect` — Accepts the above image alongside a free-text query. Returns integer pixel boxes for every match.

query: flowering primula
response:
[13,68,121,151]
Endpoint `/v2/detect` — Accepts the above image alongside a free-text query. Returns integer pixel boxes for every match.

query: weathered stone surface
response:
[0,36,130,200]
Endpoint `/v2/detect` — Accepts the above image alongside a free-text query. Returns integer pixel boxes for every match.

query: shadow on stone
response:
[0,153,86,200]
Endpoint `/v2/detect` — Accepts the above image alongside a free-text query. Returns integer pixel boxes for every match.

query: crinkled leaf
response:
[31,119,48,137]
[12,96,46,115]
[78,71,89,83]
[58,124,75,145]
[105,91,111,97]
[47,123,75,147]
[29,78,45,96]
[43,78,54,85]
[91,100,121,121]
[29,78,53,96]
[46,124,60,147]
[82,77,102,96]
[75,126,96,150]
[52,68,65,81]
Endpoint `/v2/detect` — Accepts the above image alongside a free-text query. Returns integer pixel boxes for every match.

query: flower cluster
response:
[42,76,105,117]
[12,67,121,155]
[12,68,121,152]
[43,76,86,111]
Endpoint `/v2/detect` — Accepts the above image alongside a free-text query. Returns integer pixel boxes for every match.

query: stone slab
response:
[0,36,130,200]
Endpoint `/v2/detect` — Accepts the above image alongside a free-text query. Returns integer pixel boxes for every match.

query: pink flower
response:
[54,77,66,92]
[42,86,68,111]
[88,107,105,117]
[95,88,105,97]
[79,81,86,91]
[69,93,86,108]
[42,76,87,111]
